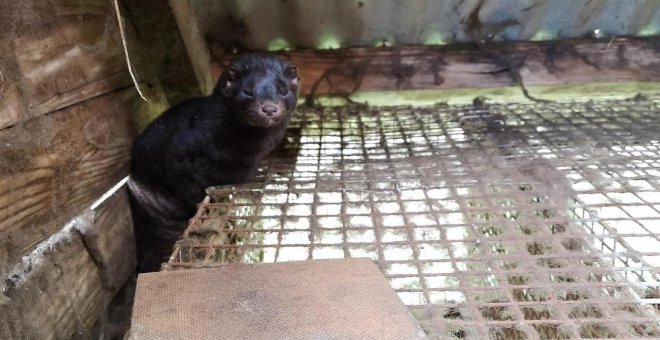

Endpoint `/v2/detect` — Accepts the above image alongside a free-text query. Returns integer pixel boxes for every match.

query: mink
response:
[128,54,300,272]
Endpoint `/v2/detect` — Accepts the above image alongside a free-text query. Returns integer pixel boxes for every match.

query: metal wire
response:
[166,99,660,339]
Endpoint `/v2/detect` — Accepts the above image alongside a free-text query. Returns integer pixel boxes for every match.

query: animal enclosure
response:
[166,101,660,338]
[1,1,659,339]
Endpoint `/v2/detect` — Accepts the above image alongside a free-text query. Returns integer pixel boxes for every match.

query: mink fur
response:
[128,54,299,272]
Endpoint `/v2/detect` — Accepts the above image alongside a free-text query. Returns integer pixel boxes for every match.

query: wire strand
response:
[112,0,149,102]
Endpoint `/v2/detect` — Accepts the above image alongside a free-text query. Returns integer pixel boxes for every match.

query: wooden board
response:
[168,0,215,96]
[209,37,660,99]
[0,230,104,340]
[131,259,425,339]
[0,187,136,340]
[121,0,205,105]
[0,0,134,130]
[0,1,163,336]
[76,186,136,292]
[0,88,138,274]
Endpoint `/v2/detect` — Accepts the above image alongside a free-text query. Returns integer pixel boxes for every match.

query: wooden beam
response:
[0,0,133,130]
[209,37,660,99]
[121,0,204,105]
[168,0,215,96]
[0,187,135,339]
[0,88,137,274]
[76,187,136,292]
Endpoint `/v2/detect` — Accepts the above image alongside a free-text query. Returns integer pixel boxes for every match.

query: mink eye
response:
[276,81,289,96]
[242,88,254,97]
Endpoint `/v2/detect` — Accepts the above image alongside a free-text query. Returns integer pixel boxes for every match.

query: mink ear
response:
[284,65,299,86]
[225,65,240,81]
[219,65,241,93]
[284,65,298,80]
[225,65,241,80]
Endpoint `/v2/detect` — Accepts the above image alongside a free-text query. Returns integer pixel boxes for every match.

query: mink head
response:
[214,54,300,128]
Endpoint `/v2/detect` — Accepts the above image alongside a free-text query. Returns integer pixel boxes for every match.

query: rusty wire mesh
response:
[165,99,660,339]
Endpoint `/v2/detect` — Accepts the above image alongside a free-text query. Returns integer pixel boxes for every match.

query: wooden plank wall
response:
[1,89,138,269]
[0,188,135,339]
[0,0,178,338]
[0,0,165,275]
[210,37,660,101]
[0,1,131,129]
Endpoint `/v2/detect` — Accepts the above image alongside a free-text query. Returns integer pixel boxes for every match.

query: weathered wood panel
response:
[210,37,660,99]
[1,229,103,340]
[0,187,135,340]
[0,88,138,273]
[77,186,136,292]
[0,0,135,130]
[0,1,168,337]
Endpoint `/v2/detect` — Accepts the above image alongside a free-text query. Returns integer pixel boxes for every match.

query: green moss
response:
[310,81,660,107]
[638,22,660,36]
[423,31,447,46]
[267,38,293,51]
[131,94,169,133]
[317,31,342,50]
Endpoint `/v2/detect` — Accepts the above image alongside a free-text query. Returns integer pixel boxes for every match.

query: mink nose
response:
[261,104,278,116]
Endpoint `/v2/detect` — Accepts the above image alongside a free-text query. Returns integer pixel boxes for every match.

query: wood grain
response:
[0,0,132,130]
[0,0,170,271]
[0,188,136,339]
[0,230,104,339]
[0,88,138,273]
[77,186,136,291]
[209,37,660,98]
[169,0,215,96]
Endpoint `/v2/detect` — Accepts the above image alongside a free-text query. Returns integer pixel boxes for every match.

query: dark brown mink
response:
[128,54,300,272]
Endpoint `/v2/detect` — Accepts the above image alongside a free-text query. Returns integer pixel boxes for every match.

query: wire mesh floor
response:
[165,99,660,339]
